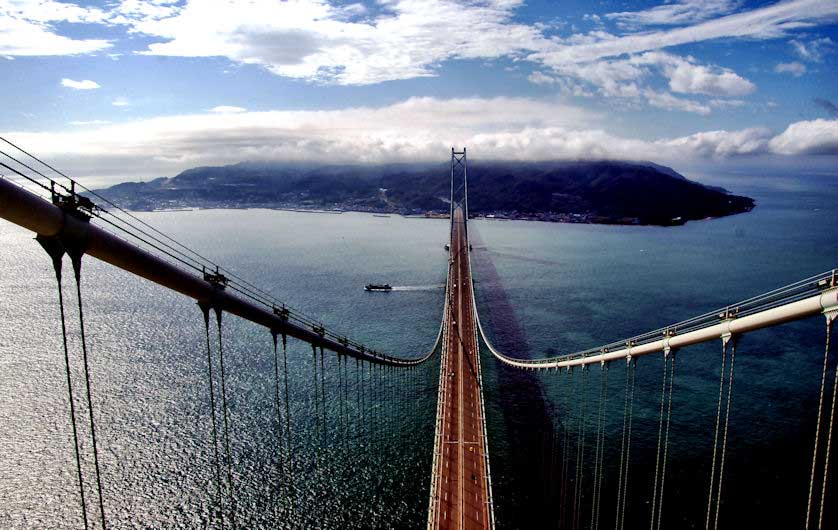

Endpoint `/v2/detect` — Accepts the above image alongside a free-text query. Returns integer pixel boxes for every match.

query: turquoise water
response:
[0,173,836,528]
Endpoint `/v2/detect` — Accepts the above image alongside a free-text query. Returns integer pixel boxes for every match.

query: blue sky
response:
[1,0,837,183]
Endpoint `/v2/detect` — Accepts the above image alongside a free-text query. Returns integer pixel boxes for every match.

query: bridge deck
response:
[429,208,493,530]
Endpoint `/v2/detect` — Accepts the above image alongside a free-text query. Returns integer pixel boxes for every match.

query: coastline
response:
[137,203,756,227]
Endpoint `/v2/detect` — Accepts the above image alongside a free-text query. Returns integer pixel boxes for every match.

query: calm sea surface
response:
[1,172,836,528]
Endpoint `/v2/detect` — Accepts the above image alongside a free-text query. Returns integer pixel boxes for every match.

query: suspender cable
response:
[649,357,669,529]
[713,338,736,530]
[38,237,89,530]
[199,305,224,528]
[649,353,669,530]
[591,364,609,530]
[214,309,237,528]
[705,337,730,530]
[337,355,345,454]
[311,344,321,472]
[393,367,399,443]
[818,316,836,530]
[546,376,558,518]
[370,362,376,453]
[319,347,328,460]
[614,360,630,530]
[807,316,834,529]
[357,358,365,459]
[69,252,107,529]
[573,367,589,530]
[655,353,676,530]
[280,333,294,514]
[617,358,636,530]
[343,356,350,453]
[566,367,579,530]
[379,366,385,446]
[559,369,571,529]
[281,334,292,466]
[589,367,604,530]
[372,363,378,448]
[270,333,284,522]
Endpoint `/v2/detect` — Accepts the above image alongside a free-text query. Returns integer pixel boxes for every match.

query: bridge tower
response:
[450,147,468,243]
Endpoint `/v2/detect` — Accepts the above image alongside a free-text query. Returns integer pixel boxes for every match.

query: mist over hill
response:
[97,160,754,226]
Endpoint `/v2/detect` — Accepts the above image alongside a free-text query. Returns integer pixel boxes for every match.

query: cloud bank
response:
[3,97,835,184]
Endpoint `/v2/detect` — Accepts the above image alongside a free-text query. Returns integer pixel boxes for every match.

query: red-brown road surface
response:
[429,207,494,530]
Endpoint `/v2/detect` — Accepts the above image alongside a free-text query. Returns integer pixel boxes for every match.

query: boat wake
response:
[390,284,445,291]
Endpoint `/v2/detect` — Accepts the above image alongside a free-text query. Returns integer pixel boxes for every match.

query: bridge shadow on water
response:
[470,227,560,529]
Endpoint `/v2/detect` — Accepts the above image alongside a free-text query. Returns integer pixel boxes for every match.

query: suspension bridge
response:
[0,138,836,529]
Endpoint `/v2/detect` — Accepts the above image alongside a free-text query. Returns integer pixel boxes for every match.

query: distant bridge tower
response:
[450,147,468,243]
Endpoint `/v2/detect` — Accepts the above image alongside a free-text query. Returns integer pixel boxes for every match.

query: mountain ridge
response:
[97,159,755,226]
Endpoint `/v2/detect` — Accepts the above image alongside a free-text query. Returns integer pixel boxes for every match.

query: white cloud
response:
[534,0,838,66]
[528,71,557,86]
[769,119,838,155]
[527,71,594,97]
[647,53,755,96]
[1,0,833,121]
[209,105,247,113]
[531,52,753,113]
[112,96,130,107]
[790,36,834,62]
[643,89,711,115]
[1,0,109,24]
[0,96,599,181]
[551,58,646,98]
[2,97,832,184]
[0,1,111,56]
[708,98,746,109]
[660,127,772,157]
[774,61,807,76]
[69,120,111,126]
[605,0,741,29]
[120,0,546,85]
[61,78,101,90]
[117,0,830,90]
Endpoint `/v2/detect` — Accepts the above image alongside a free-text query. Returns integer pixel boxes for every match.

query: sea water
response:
[0,172,836,528]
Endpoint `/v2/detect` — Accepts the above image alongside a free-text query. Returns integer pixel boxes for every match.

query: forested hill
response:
[97,159,754,226]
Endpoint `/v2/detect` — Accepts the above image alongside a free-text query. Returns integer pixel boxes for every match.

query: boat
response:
[365,283,393,292]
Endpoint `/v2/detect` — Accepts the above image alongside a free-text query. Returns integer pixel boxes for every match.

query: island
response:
[94,160,754,226]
